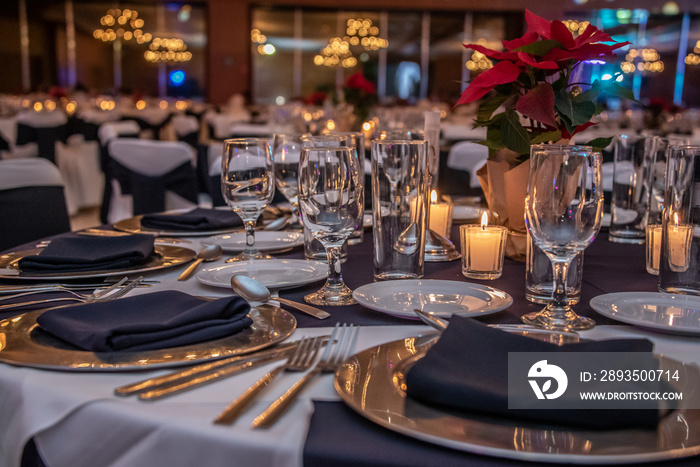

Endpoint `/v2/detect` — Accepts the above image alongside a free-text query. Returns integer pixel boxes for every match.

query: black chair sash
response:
[0,134,9,152]
[15,123,68,164]
[107,158,199,215]
[67,116,99,141]
[0,185,71,252]
[178,131,199,149]
[127,114,173,140]
[98,133,140,224]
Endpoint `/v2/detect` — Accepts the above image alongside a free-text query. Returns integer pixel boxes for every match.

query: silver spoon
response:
[230,275,330,319]
[263,216,289,231]
[178,245,223,281]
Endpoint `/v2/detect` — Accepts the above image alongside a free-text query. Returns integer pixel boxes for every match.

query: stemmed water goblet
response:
[272,133,304,231]
[298,146,361,305]
[221,138,275,262]
[523,145,604,331]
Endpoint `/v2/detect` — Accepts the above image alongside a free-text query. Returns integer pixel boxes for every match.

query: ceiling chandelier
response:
[93,8,152,44]
[144,37,192,63]
[314,17,388,68]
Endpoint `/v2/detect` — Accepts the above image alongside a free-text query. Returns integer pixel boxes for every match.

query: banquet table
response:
[0,223,699,467]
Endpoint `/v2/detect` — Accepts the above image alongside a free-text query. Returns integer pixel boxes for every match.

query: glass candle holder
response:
[460,224,508,280]
[645,224,662,275]
[428,191,453,239]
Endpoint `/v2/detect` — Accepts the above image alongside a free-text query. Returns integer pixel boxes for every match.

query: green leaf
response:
[516,39,562,57]
[582,137,614,151]
[477,94,509,124]
[531,130,562,144]
[477,139,506,150]
[601,81,635,101]
[501,110,531,155]
[555,89,596,127]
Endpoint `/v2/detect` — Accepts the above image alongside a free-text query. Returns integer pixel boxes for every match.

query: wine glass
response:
[272,133,303,231]
[221,138,275,262]
[298,146,361,305]
[523,145,604,331]
[302,134,365,244]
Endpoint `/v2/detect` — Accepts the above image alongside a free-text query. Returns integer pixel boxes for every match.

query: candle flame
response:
[431,190,437,204]
[673,212,680,226]
[480,212,488,229]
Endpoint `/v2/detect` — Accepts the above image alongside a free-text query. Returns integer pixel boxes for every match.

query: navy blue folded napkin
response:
[36,291,253,352]
[405,317,660,430]
[140,207,243,231]
[18,234,155,273]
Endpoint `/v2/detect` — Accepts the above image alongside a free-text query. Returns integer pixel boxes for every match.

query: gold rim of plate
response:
[0,304,296,371]
[0,245,196,280]
[334,333,700,464]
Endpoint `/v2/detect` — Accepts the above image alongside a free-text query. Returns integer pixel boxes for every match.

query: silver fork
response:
[252,323,358,428]
[0,277,129,303]
[213,335,322,425]
[0,276,143,310]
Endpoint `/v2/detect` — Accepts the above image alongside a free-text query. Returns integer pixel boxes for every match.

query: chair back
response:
[0,158,71,252]
[446,141,488,188]
[106,139,198,221]
[172,114,200,148]
[15,110,69,163]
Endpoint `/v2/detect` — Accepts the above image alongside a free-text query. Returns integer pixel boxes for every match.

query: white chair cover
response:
[446,141,488,188]
[106,139,197,223]
[98,120,141,146]
[16,110,68,128]
[0,157,64,190]
[171,115,199,137]
[55,140,103,215]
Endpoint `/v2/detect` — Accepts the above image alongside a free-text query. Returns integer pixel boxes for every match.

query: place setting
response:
[0,232,195,280]
[0,285,297,371]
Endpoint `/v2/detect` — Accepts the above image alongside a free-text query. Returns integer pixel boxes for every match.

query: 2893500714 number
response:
[599,369,680,382]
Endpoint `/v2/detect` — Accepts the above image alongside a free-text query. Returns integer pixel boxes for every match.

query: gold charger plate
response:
[335,333,700,464]
[0,245,195,280]
[0,304,296,371]
[114,214,242,237]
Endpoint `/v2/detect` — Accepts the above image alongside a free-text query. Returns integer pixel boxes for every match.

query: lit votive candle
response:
[428,190,453,238]
[666,214,693,272]
[460,212,508,280]
[645,224,662,275]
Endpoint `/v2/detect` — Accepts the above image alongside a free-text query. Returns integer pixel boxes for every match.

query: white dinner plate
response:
[335,334,700,464]
[352,279,512,318]
[589,292,700,336]
[196,259,327,290]
[200,231,304,253]
[452,205,486,222]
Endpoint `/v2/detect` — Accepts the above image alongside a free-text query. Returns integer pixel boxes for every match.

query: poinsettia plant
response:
[458,10,634,164]
[343,72,377,126]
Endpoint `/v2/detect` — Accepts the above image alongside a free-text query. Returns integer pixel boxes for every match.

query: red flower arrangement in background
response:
[458,10,634,163]
[343,72,377,126]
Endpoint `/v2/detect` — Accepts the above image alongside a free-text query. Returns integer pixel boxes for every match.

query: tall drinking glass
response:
[221,138,275,262]
[298,146,361,305]
[523,145,604,331]
[272,133,303,231]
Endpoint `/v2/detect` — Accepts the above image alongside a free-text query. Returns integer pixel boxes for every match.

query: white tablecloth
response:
[1,250,699,467]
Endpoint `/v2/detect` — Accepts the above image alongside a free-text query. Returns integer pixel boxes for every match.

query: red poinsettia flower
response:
[456,10,634,158]
[345,72,376,95]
